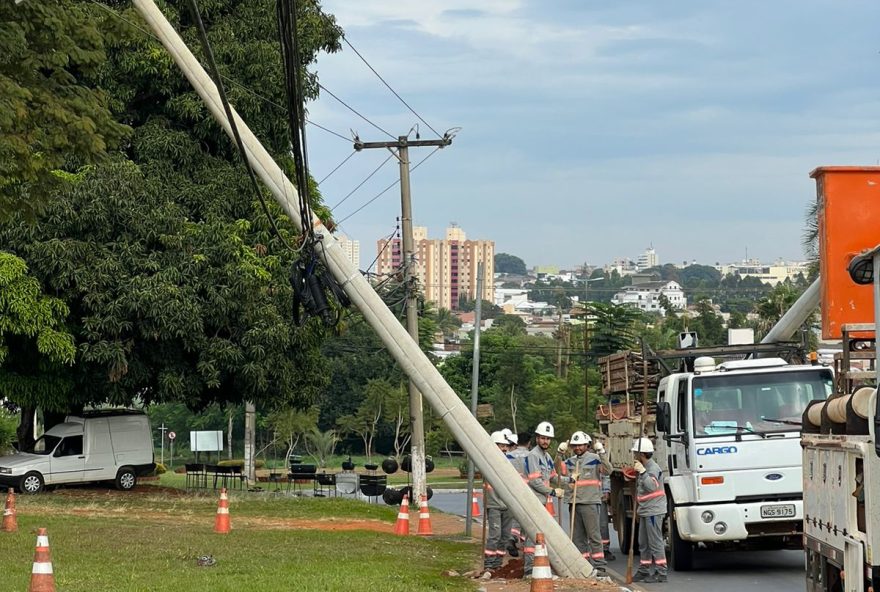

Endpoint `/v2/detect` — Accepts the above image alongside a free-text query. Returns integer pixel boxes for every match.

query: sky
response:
[304,1,880,270]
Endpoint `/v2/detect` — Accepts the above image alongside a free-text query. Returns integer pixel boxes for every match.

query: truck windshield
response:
[23,435,62,456]
[693,369,833,437]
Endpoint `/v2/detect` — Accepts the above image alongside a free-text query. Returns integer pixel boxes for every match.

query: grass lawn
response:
[0,488,480,591]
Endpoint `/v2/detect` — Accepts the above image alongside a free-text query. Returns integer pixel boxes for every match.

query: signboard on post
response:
[168,431,176,440]
[190,430,223,452]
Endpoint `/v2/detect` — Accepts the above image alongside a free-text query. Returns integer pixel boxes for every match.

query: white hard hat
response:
[491,431,509,445]
[534,421,555,438]
[631,437,654,453]
[500,428,517,445]
[569,431,592,445]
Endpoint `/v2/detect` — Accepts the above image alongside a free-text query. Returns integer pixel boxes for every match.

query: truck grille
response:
[746,521,802,537]
[735,493,801,504]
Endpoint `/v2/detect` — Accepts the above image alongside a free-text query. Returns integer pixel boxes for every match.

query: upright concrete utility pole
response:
[354,135,450,503]
[133,0,591,577]
[465,262,484,537]
[244,402,256,482]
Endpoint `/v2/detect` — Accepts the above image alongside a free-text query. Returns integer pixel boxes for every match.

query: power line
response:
[363,221,400,275]
[330,151,396,210]
[186,0,293,251]
[318,150,357,185]
[85,0,351,144]
[318,83,395,140]
[335,146,442,225]
[341,35,442,139]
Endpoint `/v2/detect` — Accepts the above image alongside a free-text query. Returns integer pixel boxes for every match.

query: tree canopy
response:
[494,252,527,275]
[0,0,345,416]
[0,0,129,218]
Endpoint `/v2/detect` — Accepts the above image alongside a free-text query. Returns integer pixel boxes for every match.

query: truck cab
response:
[657,357,834,569]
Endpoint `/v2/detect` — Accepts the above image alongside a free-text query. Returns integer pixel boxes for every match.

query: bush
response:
[152,463,167,475]
[0,409,17,455]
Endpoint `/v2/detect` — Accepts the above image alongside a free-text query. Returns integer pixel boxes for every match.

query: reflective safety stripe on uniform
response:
[637,489,665,502]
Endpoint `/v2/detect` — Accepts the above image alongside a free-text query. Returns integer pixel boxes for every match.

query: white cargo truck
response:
[599,347,833,570]
[0,409,155,494]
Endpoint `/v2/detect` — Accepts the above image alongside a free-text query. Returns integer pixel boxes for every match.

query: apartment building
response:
[375,225,494,310]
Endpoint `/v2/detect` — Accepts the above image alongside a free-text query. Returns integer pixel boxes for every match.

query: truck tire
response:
[668,505,694,571]
[115,467,137,491]
[20,471,44,494]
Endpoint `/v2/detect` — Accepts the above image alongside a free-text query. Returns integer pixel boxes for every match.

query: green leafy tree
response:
[336,379,387,462]
[755,283,805,339]
[304,427,338,468]
[268,405,319,464]
[0,1,128,218]
[0,161,329,414]
[495,253,527,275]
[586,302,643,358]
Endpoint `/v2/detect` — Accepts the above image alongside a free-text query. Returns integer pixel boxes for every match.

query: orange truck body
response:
[812,166,880,339]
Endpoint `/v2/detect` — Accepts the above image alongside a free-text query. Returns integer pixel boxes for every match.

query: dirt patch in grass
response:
[465,557,627,591]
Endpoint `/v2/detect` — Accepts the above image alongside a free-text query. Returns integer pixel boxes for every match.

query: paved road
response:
[429,491,805,592]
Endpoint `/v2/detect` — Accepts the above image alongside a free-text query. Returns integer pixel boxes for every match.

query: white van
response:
[0,410,155,494]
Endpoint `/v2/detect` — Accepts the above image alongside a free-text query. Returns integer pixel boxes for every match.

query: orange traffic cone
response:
[416,494,433,535]
[29,528,55,592]
[544,495,556,517]
[214,488,231,534]
[1,488,17,532]
[472,492,481,517]
[394,494,410,536]
[530,532,554,592]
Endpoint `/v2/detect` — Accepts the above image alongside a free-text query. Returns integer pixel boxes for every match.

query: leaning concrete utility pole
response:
[353,135,451,506]
[760,278,820,344]
[132,0,591,577]
[465,262,484,537]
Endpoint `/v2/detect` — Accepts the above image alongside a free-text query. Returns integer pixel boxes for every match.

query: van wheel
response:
[116,468,137,491]
[21,472,44,494]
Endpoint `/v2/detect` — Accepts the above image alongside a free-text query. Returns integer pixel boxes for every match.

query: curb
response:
[602,563,647,592]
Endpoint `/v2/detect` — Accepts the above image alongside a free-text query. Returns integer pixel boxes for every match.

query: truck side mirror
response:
[656,401,672,433]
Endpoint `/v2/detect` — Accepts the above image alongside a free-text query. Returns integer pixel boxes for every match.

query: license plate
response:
[760,503,796,518]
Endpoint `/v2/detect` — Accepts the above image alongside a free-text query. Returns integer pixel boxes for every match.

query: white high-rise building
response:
[337,234,361,270]
[637,247,658,270]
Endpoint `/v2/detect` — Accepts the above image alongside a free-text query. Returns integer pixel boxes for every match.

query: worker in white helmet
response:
[502,429,526,557]
[631,436,668,583]
[521,421,563,577]
[561,431,612,573]
[483,431,514,572]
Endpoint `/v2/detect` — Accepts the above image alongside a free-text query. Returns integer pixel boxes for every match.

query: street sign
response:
[168,431,176,440]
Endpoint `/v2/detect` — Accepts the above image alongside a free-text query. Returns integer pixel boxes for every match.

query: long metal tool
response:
[132,0,591,578]
[625,341,651,584]
[568,457,581,542]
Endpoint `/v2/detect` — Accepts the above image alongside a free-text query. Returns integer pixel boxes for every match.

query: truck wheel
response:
[20,471,44,494]
[116,467,137,491]
[668,506,694,571]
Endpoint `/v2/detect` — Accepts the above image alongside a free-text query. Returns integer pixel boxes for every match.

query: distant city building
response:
[714,258,809,286]
[637,247,658,271]
[611,280,687,316]
[605,257,639,276]
[533,265,560,277]
[336,234,361,270]
[375,225,494,310]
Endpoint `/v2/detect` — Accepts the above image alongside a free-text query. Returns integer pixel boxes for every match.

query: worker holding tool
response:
[521,421,563,577]
[561,431,612,574]
[631,436,668,583]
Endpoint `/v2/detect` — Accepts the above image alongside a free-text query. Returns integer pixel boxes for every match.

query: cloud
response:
[306,1,880,268]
